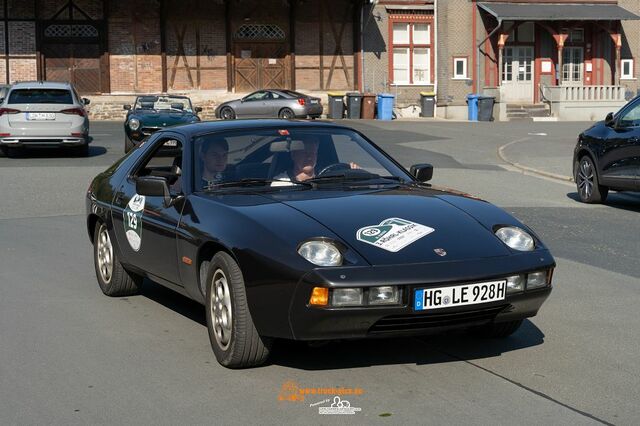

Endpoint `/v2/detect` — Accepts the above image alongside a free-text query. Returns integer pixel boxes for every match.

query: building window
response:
[562,28,584,43]
[453,57,468,79]
[390,21,432,85]
[621,59,635,80]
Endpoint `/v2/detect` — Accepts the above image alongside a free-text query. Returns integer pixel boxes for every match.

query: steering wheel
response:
[316,162,351,177]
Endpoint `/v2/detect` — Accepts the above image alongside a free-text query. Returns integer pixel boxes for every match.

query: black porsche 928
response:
[86,120,555,368]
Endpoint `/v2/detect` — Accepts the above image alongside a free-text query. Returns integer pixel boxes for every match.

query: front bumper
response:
[284,251,554,340]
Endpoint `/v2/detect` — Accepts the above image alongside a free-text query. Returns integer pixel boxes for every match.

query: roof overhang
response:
[477,3,640,21]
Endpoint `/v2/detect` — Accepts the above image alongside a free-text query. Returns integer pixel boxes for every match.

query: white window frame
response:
[621,59,635,80]
[452,57,468,80]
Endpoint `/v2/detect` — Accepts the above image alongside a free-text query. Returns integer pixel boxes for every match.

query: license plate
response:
[27,112,55,120]
[414,280,506,311]
[163,139,178,147]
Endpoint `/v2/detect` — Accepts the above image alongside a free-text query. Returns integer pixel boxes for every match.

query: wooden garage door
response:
[235,43,287,91]
[43,43,102,94]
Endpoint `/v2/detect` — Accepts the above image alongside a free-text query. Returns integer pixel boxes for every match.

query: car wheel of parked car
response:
[124,136,135,153]
[3,147,23,158]
[206,252,272,368]
[278,108,294,119]
[576,156,608,204]
[220,107,236,120]
[472,319,523,338]
[93,221,143,297]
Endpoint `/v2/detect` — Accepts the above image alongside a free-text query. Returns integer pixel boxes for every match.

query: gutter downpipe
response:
[434,0,438,117]
[476,13,502,94]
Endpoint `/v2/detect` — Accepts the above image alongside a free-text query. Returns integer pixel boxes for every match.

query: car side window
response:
[618,101,640,128]
[245,91,267,102]
[134,137,184,194]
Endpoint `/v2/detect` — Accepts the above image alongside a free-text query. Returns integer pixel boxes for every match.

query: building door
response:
[41,22,104,94]
[562,47,584,86]
[502,46,534,103]
[234,43,287,92]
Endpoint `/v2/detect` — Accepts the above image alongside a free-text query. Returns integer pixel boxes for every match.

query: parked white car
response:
[0,81,90,157]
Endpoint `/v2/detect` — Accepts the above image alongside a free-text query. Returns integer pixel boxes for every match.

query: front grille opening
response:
[368,305,507,334]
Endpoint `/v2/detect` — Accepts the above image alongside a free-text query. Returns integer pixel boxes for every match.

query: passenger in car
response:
[201,138,233,189]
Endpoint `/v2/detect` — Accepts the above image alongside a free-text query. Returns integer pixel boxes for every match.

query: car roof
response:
[158,119,354,140]
[10,81,73,90]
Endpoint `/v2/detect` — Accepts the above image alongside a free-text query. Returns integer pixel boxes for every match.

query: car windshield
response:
[134,96,193,112]
[193,127,412,191]
[8,89,73,104]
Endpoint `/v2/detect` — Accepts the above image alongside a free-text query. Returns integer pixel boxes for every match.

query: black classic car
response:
[574,96,640,203]
[87,120,555,368]
[123,95,202,153]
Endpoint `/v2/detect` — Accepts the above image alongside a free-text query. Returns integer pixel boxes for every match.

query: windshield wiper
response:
[306,173,405,185]
[203,178,311,190]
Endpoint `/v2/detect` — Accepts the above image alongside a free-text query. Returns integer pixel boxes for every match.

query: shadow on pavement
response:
[269,320,544,370]
[0,140,107,159]
[566,191,640,213]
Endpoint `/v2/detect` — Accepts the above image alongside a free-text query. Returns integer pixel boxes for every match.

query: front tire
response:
[205,252,272,368]
[220,106,236,120]
[576,156,608,203]
[278,108,294,119]
[124,136,135,153]
[93,221,143,297]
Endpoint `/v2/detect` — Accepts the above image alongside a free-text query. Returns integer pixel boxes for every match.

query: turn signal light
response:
[309,287,329,306]
[297,98,306,106]
[61,108,86,117]
[0,108,19,116]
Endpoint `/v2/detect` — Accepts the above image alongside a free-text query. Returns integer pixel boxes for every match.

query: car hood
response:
[262,186,520,266]
[129,111,198,127]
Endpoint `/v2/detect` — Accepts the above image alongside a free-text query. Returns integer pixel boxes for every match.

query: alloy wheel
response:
[211,269,233,350]
[577,159,594,200]
[97,225,114,284]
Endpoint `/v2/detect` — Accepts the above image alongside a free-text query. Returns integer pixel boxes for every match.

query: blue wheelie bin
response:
[377,93,395,120]
[466,94,479,121]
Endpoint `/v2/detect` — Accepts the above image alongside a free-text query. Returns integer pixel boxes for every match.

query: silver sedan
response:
[215,89,323,120]
[0,81,90,157]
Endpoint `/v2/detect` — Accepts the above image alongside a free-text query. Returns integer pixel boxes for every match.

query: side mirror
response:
[410,163,434,183]
[82,97,90,105]
[135,176,179,208]
[123,104,131,110]
[605,112,615,126]
[195,106,203,113]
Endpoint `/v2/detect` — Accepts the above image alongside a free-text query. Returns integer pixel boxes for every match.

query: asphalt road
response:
[1,120,639,425]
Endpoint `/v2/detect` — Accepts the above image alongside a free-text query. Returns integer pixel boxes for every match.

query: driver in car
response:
[272,137,358,185]
[201,138,233,189]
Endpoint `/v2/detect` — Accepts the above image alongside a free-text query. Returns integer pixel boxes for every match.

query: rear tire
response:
[93,221,143,297]
[4,147,23,158]
[472,320,523,338]
[575,156,608,204]
[124,136,135,153]
[205,252,272,368]
[278,108,294,119]
[220,107,236,120]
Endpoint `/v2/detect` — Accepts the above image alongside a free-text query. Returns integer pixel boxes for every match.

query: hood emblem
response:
[434,248,447,257]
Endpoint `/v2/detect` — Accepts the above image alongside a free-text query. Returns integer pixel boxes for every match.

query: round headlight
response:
[495,226,535,251]
[298,240,342,267]
[128,118,140,131]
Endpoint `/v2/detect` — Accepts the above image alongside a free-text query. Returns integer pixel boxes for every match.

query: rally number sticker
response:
[123,194,145,252]
[356,217,434,252]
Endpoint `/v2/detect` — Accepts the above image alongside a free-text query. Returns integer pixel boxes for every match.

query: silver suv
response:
[0,81,90,157]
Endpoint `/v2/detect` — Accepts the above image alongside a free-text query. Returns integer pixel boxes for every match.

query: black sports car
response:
[574,96,640,203]
[87,120,554,368]
[123,95,202,153]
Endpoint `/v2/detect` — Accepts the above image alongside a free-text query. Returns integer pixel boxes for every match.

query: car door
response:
[111,133,186,284]
[601,99,640,189]
[236,91,269,118]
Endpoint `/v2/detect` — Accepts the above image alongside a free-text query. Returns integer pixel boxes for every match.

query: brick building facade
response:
[0,0,361,95]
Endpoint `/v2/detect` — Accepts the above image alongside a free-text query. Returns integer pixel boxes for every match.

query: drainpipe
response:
[476,16,502,94]
[434,0,438,117]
